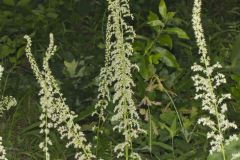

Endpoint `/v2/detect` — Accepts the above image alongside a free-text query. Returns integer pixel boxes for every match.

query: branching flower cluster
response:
[94,0,145,159]
[192,0,238,158]
[0,137,7,160]
[0,65,17,160]
[24,34,95,160]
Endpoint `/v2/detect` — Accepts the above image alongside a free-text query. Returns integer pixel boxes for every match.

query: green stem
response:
[164,89,187,141]
[171,136,175,160]
[148,106,152,154]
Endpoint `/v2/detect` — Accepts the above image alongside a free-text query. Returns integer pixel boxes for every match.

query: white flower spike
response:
[192,0,238,159]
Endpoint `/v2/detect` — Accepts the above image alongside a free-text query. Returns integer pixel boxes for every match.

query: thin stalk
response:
[124,101,129,160]
[152,75,188,141]
[171,136,176,160]
[148,106,152,154]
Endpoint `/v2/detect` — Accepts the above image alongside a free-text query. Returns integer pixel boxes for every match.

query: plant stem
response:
[148,106,152,154]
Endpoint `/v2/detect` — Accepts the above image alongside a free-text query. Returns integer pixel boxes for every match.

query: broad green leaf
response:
[144,40,153,55]
[3,0,15,6]
[0,45,15,58]
[9,57,17,63]
[139,57,156,80]
[17,46,25,59]
[159,122,172,135]
[17,0,31,6]
[165,27,189,39]
[154,47,180,68]
[147,11,159,22]
[46,12,58,19]
[160,111,176,126]
[147,11,162,32]
[64,60,78,77]
[158,34,173,49]
[147,20,164,27]
[167,12,176,20]
[148,53,161,64]
[159,0,167,20]
[153,142,173,151]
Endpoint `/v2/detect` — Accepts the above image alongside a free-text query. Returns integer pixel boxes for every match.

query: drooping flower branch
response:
[0,65,17,160]
[24,34,95,160]
[94,0,145,159]
[191,0,238,159]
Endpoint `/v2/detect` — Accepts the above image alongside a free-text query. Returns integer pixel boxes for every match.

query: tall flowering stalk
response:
[94,0,145,159]
[191,0,238,159]
[0,65,17,160]
[24,34,95,160]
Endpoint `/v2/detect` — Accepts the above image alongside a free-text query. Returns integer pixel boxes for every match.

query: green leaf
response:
[17,0,31,6]
[9,57,17,63]
[17,47,25,59]
[147,20,164,27]
[154,47,180,68]
[64,60,78,77]
[160,111,176,125]
[139,57,156,80]
[3,0,15,6]
[0,45,15,58]
[148,11,159,21]
[159,0,167,20]
[167,12,176,20]
[46,12,58,19]
[170,118,177,137]
[158,34,173,49]
[148,53,162,64]
[153,142,173,151]
[165,27,189,39]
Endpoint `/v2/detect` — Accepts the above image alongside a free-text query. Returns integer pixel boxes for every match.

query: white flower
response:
[0,66,17,160]
[0,66,4,81]
[24,34,95,160]
[94,0,145,159]
[0,137,7,160]
[232,152,240,160]
[192,0,238,157]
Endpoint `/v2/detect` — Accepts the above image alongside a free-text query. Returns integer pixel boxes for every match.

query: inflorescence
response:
[93,0,145,159]
[0,65,17,160]
[192,0,239,159]
[24,34,95,160]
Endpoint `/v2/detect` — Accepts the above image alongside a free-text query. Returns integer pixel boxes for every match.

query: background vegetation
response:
[0,0,240,159]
